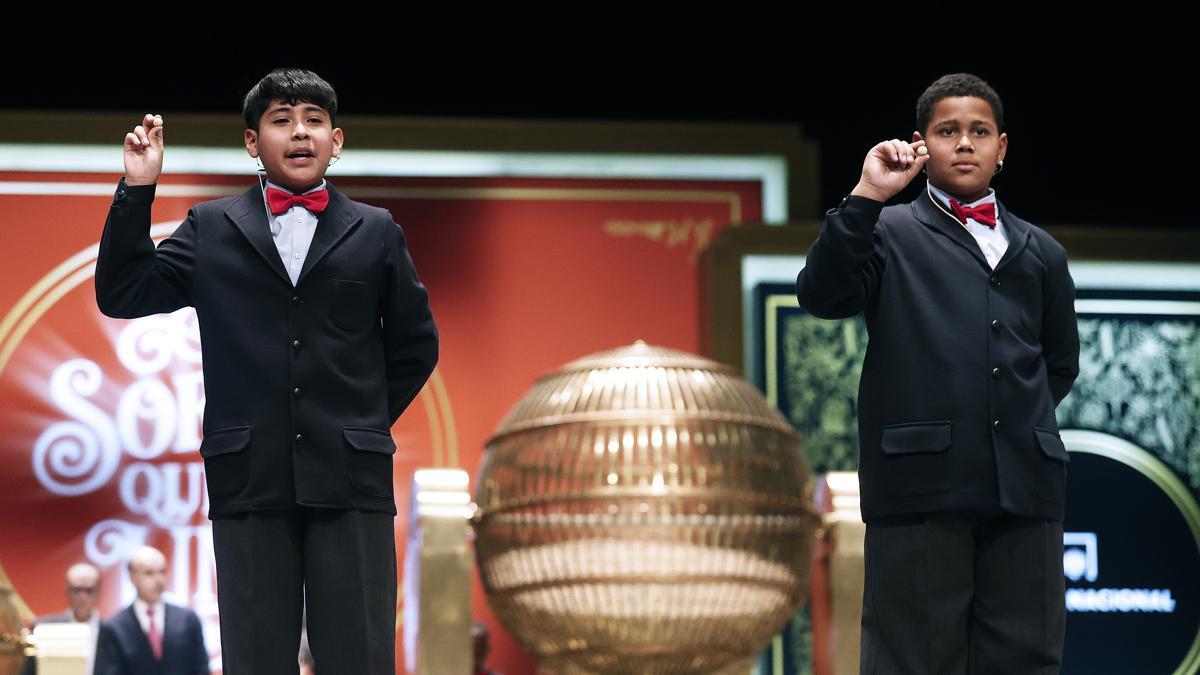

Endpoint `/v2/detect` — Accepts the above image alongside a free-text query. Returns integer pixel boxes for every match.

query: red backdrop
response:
[0,167,762,674]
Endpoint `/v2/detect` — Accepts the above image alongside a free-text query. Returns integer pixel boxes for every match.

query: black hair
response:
[916,73,1004,134]
[242,68,338,131]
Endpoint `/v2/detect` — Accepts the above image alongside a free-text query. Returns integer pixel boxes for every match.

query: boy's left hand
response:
[851,138,929,202]
[124,113,165,186]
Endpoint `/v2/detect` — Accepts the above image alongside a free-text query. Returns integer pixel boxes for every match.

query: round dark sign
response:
[1062,430,1200,675]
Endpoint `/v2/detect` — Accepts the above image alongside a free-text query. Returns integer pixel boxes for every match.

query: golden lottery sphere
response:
[474,342,820,675]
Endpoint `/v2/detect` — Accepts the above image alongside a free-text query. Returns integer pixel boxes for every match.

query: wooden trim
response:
[699,222,820,370]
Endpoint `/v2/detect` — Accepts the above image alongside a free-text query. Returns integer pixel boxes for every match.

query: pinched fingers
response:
[128,115,164,149]
[149,116,164,145]
[887,139,921,169]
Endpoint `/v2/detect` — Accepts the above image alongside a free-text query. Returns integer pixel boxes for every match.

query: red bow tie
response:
[949,199,997,228]
[266,186,329,216]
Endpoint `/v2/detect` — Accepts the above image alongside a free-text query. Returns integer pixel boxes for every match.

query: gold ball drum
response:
[474,342,820,674]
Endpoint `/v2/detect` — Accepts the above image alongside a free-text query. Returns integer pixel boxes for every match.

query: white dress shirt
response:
[263,179,325,285]
[133,598,165,640]
[928,181,1008,269]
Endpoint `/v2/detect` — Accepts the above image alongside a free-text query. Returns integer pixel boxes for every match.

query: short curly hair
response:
[916,73,1004,134]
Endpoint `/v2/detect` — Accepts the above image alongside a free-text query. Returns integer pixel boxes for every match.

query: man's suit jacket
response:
[95,179,438,518]
[796,190,1080,521]
[94,604,207,675]
[32,610,75,623]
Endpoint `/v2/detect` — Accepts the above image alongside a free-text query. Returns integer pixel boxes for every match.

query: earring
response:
[994,160,1004,175]
[253,157,264,171]
[329,155,341,167]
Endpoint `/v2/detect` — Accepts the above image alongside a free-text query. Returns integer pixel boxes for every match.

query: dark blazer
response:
[796,190,1079,521]
[95,179,439,517]
[94,604,207,675]
[31,610,76,624]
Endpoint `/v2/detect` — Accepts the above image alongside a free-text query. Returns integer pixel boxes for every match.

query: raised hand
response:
[123,114,164,186]
[850,138,929,202]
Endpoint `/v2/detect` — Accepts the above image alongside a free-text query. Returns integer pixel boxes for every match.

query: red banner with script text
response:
[0,169,762,674]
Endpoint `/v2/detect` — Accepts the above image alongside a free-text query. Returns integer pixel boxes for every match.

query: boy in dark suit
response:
[96,68,439,674]
[796,73,1079,674]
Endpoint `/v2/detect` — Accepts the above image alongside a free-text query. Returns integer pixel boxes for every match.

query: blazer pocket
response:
[343,426,396,499]
[1034,426,1069,504]
[1034,427,1070,462]
[881,421,952,455]
[199,426,251,502]
[200,426,250,458]
[330,279,373,332]
[880,421,952,496]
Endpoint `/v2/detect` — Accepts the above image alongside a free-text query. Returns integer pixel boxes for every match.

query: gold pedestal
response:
[402,468,474,675]
[814,472,864,675]
[30,624,90,675]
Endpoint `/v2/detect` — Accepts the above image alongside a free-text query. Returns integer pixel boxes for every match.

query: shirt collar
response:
[134,598,162,619]
[927,180,996,210]
[264,179,326,196]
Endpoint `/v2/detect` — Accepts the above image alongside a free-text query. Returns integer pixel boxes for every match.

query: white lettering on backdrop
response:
[30,308,219,667]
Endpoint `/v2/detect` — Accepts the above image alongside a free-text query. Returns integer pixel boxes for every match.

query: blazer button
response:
[992,419,1001,431]
[991,319,1000,331]
[992,367,1002,380]
[295,434,304,443]
[292,296,302,305]
[292,340,302,349]
[990,277,1001,288]
[293,387,303,398]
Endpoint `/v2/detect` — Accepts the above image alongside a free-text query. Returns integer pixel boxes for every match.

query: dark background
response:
[3,4,1190,229]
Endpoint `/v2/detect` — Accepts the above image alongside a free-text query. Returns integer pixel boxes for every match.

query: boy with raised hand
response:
[97,68,438,674]
[796,73,1079,674]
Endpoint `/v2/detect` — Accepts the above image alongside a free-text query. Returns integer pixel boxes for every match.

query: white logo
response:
[1063,531,1099,582]
[1063,531,1176,613]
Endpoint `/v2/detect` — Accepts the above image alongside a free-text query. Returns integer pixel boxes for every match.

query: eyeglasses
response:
[68,586,98,595]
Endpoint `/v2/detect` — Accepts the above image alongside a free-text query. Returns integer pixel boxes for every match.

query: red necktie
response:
[146,606,163,661]
[266,186,329,216]
[949,199,997,228]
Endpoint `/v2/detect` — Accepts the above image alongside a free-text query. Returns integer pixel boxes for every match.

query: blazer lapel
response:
[162,604,181,661]
[119,605,156,665]
[296,183,363,287]
[911,188,990,270]
[991,200,1032,273]
[224,184,292,287]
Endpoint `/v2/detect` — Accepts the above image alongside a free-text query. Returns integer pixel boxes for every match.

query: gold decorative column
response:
[29,624,90,675]
[0,562,33,675]
[474,342,821,675]
[820,472,864,675]
[402,468,474,675]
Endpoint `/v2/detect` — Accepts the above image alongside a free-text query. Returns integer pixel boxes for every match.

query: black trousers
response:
[212,508,396,675]
[860,510,1065,675]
